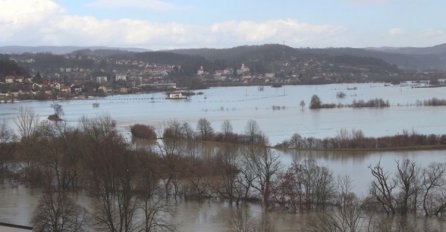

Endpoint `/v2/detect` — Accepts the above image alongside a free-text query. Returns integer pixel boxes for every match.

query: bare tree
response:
[236,158,256,202]
[181,122,194,140]
[32,189,88,232]
[15,106,39,140]
[230,207,275,232]
[244,120,265,145]
[0,121,16,175]
[137,198,176,232]
[336,176,362,232]
[222,120,233,140]
[275,159,335,211]
[248,147,281,209]
[79,115,116,140]
[212,144,242,204]
[422,162,446,216]
[159,120,187,200]
[231,207,256,232]
[89,135,138,232]
[395,159,420,214]
[288,133,304,149]
[306,159,335,208]
[369,161,396,214]
[135,151,176,232]
[307,177,361,232]
[196,118,214,140]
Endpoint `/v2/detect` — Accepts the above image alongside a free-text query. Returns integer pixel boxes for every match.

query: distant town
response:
[1,44,446,102]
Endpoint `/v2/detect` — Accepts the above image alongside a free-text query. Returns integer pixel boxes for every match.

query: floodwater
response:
[1,149,446,231]
[1,83,446,230]
[1,83,446,144]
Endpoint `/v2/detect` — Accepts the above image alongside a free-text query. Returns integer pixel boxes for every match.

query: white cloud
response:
[87,0,185,12]
[0,0,345,48]
[347,0,391,4]
[0,0,62,23]
[39,16,204,47]
[423,28,443,38]
[388,27,405,36]
[0,0,63,40]
[211,20,344,46]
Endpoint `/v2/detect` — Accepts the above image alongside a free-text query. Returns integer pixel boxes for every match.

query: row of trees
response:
[417,97,446,106]
[131,118,267,145]
[277,129,446,150]
[310,95,390,109]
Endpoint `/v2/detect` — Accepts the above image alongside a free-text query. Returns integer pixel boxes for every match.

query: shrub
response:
[310,95,322,109]
[130,124,157,140]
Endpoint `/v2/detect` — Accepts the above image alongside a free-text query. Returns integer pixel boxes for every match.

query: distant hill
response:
[3,43,446,71]
[170,44,399,74]
[367,43,446,55]
[302,47,446,71]
[0,46,149,55]
[170,44,301,62]
[171,43,446,71]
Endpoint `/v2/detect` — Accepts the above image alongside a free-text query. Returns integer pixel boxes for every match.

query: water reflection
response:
[132,139,446,197]
[285,150,446,196]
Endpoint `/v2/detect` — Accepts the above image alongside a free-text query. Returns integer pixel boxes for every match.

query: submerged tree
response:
[15,106,39,140]
[310,95,321,109]
[369,161,396,214]
[196,118,214,140]
[32,189,88,232]
[248,148,280,209]
[421,162,446,216]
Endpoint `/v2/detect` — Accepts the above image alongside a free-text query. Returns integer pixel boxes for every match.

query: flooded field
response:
[1,83,446,144]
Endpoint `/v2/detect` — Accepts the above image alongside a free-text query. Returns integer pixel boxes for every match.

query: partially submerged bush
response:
[130,124,157,140]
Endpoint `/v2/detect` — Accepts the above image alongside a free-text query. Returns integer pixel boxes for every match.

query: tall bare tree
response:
[89,134,138,232]
[422,162,446,216]
[248,147,280,209]
[369,161,396,214]
[32,189,88,232]
[395,159,420,214]
[15,106,39,140]
[196,118,214,140]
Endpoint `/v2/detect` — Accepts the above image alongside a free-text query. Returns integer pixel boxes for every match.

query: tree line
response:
[276,129,446,150]
[309,95,390,109]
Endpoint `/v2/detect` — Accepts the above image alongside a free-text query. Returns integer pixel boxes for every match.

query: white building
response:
[96,76,108,84]
[115,74,127,82]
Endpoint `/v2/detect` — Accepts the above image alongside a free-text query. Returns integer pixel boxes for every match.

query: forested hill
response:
[171,43,446,71]
[3,43,446,72]
[4,43,446,85]
[0,55,28,76]
[170,44,399,75]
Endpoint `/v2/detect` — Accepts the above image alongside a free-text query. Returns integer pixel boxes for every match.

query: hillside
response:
[170,44,399,76]
[172,43,446,72]
[0,55,28,77]
[0,46,148,55]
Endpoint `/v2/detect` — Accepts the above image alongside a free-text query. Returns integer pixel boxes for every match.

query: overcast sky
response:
[0,0,444,49]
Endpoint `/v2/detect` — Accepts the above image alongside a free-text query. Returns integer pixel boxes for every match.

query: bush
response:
[310,95,322,109]
[423,98,446,106]
[130,124,157,140]
[351,98,389,108]
[336,91,346,99]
